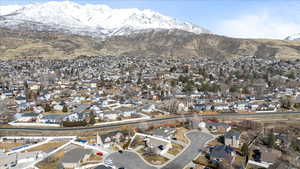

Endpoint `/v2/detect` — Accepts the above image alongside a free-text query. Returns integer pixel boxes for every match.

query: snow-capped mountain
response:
[0,1,209,37]
[285,33,300,41]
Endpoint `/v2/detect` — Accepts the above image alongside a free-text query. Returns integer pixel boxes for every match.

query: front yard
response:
[137,148,169,165]
[167,143,184,156]
[174,127,189,143]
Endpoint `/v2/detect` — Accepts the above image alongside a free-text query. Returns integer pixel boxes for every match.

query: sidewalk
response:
[161,152,175,160]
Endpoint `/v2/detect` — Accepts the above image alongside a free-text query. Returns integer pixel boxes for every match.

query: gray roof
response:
[100,131,124,143]
[42,113,68,120]
[62,148,91,163]
[210,145,234,159]
[15,96,26,100]
[224,130,241,139]
[206,122,231,129]
[153,127,175,138]
[22,112,39,117]
[73,103,91,113]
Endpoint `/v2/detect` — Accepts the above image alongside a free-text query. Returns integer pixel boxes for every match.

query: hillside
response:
[1,28,300,60]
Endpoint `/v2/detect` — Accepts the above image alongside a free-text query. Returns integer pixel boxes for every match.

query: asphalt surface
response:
[0,111,299,131]
[105,151,157,169]
[104,131,213,169]
[161,131,213,169]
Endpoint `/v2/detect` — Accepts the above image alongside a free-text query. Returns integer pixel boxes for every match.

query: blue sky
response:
[0,0,299,39]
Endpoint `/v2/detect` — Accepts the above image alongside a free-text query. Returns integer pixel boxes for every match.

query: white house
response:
[53,104,64,111]
[178,103,188,112]
[15,96,26,104]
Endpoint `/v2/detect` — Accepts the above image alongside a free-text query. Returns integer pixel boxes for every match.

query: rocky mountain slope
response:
[0,1,209,38]
[1,28,300,60]
[285,33,300,41]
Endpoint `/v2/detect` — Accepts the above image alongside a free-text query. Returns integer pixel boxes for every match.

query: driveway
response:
[104,131,213,169]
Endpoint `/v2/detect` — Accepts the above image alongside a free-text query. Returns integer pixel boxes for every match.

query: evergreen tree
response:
[62,105,68,113]
[89,112,96,124]
[267,132,276,148]
[241,143,249,156]
[44,104,51,112]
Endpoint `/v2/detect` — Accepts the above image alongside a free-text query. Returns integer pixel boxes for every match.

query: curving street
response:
[161,131,213,169]
[104,131,213,169]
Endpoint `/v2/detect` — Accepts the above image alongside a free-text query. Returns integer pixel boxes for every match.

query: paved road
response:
[104,131,213,169]
[0,111,300,131]
[161,131,213,169]
[105,151,157,169]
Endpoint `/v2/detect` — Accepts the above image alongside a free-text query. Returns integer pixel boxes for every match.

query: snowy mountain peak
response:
[285,33,300,41]
[0,1,210,37]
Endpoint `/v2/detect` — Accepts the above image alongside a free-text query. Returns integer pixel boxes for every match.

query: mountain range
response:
[0,1,299,60]
[285,33,300,41]
[0,1,209,38]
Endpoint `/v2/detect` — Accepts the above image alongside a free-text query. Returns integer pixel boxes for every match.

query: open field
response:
[24,141,67,152]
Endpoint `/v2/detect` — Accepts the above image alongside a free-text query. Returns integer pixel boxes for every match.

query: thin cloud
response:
[217,10,300,39]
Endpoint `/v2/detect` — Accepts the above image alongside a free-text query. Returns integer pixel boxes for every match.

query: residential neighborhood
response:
[1,56,300,169]
[2,117,300,169]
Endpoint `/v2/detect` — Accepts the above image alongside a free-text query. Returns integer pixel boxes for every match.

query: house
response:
[120,110,137,118]
[152,127,176,139]
[38,113,68,124]
[249,148,282,168]
[206,122,231,132]
[33,106,45,113]
[145,136,172,155]
[61,148,92,169]
[0,151,45,168]
[214,104,230,111]
[224,130,241,148]
[234,102,248,110]
[178,102,188,112]
[142,104,156,113]
[17,112,39,122]
[194,104,206,111]
[64,113,85,122]
[53,104,64,111]
[99,131,125,148]
[276,134,290,149]
[209,145,236,162]
[100,112,119,121]
[15,96,26,104]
